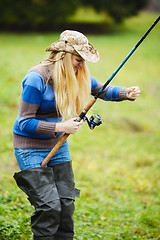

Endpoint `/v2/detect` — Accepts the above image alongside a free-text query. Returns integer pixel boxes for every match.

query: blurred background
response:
[0,1,160,239]
[0,0,159,32]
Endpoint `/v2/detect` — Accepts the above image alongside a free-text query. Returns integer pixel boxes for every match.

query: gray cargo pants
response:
[14,161,80,240]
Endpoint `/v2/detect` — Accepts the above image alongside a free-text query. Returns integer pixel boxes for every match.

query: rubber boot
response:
[51,161,80,240]
[14,167,61,240]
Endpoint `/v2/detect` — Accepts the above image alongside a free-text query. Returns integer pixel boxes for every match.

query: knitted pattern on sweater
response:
[13,63,127,149]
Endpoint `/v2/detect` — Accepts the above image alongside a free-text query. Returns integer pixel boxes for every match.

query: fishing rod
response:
[41,15,160,167]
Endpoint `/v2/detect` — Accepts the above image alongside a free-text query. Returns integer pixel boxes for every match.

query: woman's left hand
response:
[126,86,141,100]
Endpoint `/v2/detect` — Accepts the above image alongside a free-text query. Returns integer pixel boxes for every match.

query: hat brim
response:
[74,47,99,63]
[46,40,99,63]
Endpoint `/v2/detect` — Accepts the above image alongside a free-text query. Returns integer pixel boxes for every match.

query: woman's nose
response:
[79,60,84,68]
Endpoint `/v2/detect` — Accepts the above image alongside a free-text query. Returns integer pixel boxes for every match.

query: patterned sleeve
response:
[91,76,128,101]
[17,72,56,137]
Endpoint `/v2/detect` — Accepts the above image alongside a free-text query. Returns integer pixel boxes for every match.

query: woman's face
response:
[72,55,84,74]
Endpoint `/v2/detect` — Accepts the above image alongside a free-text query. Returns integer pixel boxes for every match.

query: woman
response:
[13,30,140,240]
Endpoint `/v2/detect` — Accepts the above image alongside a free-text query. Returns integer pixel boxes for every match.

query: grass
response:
[0,11,160,239]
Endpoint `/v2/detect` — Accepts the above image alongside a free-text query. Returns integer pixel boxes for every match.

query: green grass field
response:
[0,12,160,239]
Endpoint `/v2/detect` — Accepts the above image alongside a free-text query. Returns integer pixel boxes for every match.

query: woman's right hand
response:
[55,117,83,134]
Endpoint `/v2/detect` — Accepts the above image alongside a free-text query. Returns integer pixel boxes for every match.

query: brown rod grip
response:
[41,133,69,167]
[84,98,97,111]
[41,97,97,167]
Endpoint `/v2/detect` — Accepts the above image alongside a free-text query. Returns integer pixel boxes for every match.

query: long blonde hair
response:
[48,52,91,119]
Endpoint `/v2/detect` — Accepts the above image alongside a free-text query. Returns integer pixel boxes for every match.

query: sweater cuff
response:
[118,87,135,101]
[36,121,57,137]
[118,87,128,100]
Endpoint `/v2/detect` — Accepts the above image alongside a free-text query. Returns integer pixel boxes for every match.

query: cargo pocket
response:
[55,180,80,200]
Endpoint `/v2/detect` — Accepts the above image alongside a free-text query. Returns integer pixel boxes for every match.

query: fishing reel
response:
[84,114,102,130]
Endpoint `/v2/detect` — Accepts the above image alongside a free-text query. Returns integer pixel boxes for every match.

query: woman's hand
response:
[55,117,83,134]
[126,86,141,100]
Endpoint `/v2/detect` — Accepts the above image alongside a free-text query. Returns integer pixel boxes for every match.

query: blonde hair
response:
[48,52,91,119]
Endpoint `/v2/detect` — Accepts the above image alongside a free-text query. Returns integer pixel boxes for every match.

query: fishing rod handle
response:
[85,97,97,111]
[76,98,97,121]
[41,98,97,167]
[41,133,69,167]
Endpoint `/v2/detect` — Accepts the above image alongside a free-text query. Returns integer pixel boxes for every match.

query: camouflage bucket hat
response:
[46,30,99,63]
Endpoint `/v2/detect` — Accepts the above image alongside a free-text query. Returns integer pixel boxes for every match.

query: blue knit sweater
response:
[13,66,127,149]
